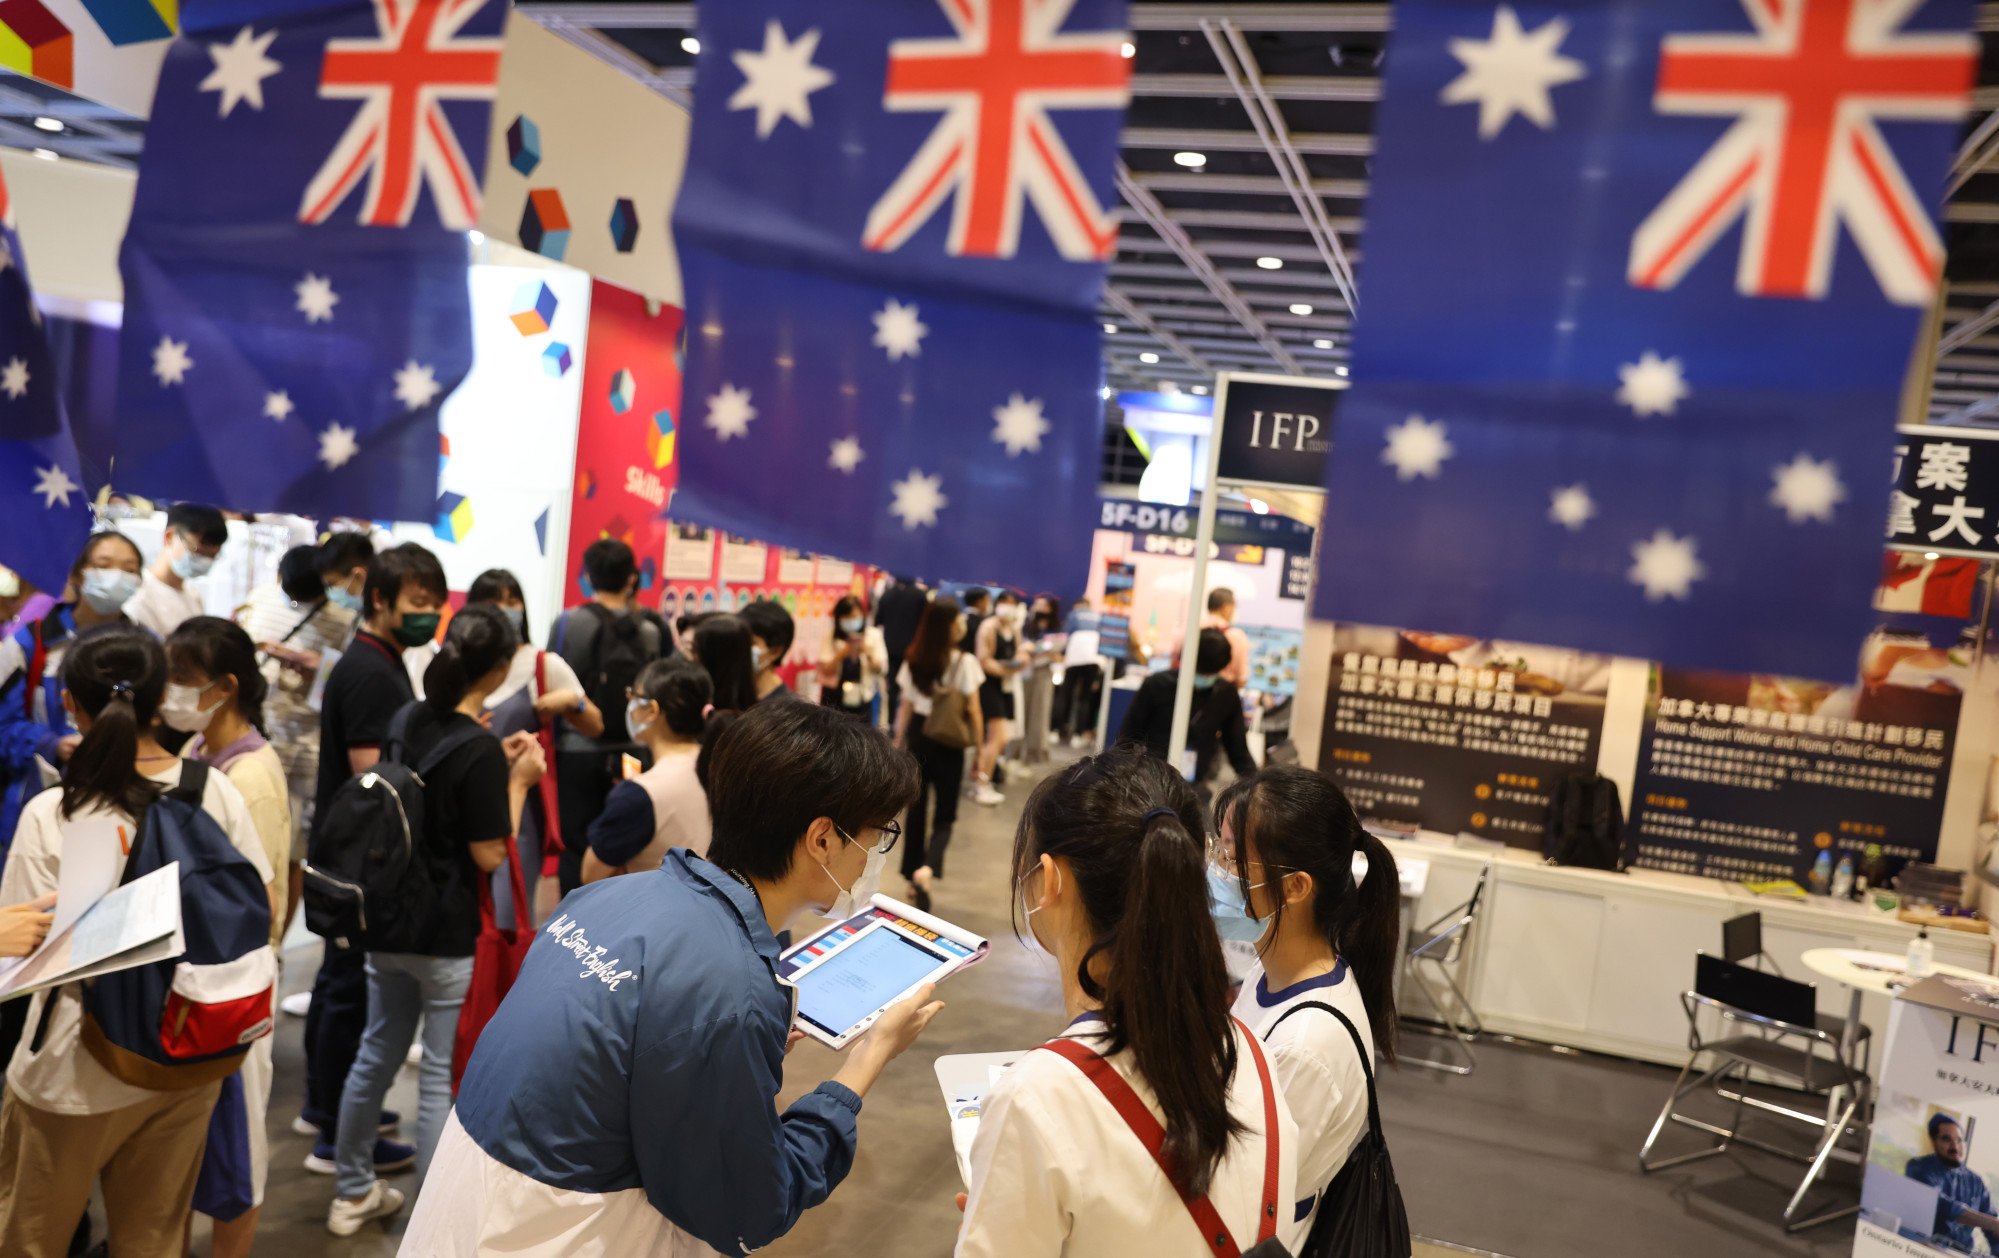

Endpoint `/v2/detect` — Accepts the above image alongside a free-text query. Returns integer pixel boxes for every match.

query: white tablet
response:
[778,895,988,1048]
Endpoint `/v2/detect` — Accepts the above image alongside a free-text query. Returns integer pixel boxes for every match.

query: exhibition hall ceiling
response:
[13,0,1999,422]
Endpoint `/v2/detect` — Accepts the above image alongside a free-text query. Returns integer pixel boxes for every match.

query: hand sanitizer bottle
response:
[1907,926,1935,979]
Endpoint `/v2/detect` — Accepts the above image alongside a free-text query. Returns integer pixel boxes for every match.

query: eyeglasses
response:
[837,820,902,856]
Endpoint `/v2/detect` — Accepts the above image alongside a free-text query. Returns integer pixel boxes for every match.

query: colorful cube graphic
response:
[575,468,597,500]
[608,197,638,253]
[646,408,676,470]
[639,557,657,591]
[519,188,570,260]
[509,280,557,336]
[78,0,170,46]
[541,341,573,377]
[533,507,550,556]
[434,492,473,544]
[608,368,635,414]
[506,115,541,177]
[0,0,73,89]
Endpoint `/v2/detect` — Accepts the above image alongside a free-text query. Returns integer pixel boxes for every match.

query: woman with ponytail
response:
[957,746,1296,1257]
[1214,766,1402,1252]
[328,603,547,1236]
[582,655,713,881]
[167,616,289,1257]
[0,624,274,1256]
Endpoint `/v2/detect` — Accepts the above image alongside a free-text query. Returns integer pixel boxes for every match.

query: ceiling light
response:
[1103,322,1117,335]
[467,229,485,246]
[1172,151,1206,168]
[1191,385,1209,395]
[1248,498,1269,514]
[1334,365,1350,377]
[1312,338,1334,350]
[32,149,56,161]
[1289,303,1313,316]
[32,116,61,133]
[1120,41,1135,58]
[1161,381,1181,393]
[681,35,700,54]
[1099,386,1113,400]
[1139,352,1160,364]
[1925,551,1941,560]
[1256,256,1283,270]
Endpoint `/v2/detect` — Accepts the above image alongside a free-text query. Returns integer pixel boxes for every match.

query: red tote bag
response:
[453,835,535,1094]
[533,651,564,861]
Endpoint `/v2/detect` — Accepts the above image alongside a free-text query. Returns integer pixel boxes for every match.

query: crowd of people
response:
[0,513,1401,1258]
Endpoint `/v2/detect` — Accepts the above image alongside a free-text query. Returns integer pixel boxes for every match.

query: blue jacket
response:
[0,605,77,855]
[453,849,862,1254]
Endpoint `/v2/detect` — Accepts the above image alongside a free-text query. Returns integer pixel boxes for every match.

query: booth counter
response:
[1385,834,1994,1070]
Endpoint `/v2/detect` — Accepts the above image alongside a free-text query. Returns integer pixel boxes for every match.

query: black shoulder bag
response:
[1266,1001,1413,1258]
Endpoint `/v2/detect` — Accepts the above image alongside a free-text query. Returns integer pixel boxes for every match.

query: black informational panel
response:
[1890,426,1999,561]
[1214,373,1341,492]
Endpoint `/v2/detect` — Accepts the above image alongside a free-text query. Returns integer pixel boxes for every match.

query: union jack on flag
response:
[865,0,1129,260]
[301,0,503,229]
[672,0,1131,595]
[1318,0,1976,683]
[113,0,502,524]
[1629,0,1976,306]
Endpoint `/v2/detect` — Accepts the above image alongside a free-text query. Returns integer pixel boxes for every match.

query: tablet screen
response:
[794,926,946,1036]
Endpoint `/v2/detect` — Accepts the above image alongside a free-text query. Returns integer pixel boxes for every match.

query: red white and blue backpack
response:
[55,762,276,1089]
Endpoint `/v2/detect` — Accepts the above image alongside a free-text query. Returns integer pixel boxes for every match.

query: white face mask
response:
[819,829,887,921]
[160,681,225,733]
[626,698,655,738]
[1018,864,1057,959]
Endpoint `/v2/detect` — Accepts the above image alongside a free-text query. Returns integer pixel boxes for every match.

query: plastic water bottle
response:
[1907,927,1935,979]
[1831,855,1854,900]
[1809,849,1832,895]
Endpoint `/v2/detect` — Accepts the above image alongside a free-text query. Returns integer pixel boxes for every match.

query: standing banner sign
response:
[565,280,684,607]
[670,0,1132,594]
[1212,373,1338,492]
[1891,427,1999,562]
[1314,0,1978,683]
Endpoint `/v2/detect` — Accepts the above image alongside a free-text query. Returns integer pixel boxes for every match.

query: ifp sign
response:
[1213,373,1343,492]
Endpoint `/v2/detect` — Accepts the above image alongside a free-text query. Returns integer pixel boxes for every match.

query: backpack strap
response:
[120,760,207,887]
[1039,1017,1280,1257]
[1266,999,1385,1145]
[383,702,419,766]
[413,717,492,781]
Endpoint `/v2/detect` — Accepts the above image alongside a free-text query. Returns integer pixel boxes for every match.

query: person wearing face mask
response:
[124,502,228,639]
[969,592,1028,806]
[0,532,144,854]
[891,597,983,911]
[1117,629,1256,786]
[296,543,451,1173]
[582,656,713,881]
[237,532,375,939]
[165,616,291,1258]
[463,569,603,926]
[741,598,797,704]
[818,595,889,723]
[957,747,1296,1257]
[326,603,545,1235]
[548,540,670,898]
[401,698,943,1257]
[1211,768,1403,1254]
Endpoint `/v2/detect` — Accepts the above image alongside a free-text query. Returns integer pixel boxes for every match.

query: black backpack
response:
[1544,772,1625,871]
[572,604,665,741]
[303,703,485,951]
[1268,1001,1412,1258]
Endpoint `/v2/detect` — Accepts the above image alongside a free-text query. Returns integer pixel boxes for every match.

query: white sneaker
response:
[280,991,312,1017]
[971,783,1004,806]
[327,1181,406,1237]
[406,1040,423,1066]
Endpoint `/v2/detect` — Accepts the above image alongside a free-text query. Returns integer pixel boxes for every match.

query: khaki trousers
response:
[0,1080,220,1258]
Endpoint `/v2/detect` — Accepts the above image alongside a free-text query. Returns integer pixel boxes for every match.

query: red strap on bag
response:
[1039,1017,1281,1257]
[533,651,564,857]
[451,834,534,1094]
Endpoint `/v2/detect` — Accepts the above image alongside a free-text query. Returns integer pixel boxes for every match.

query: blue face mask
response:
[326,585,362,614]
[1208,864,1269,944]
[503,607,526,637]
[171,548,215,581]
[838,617,865,634]
[751,644,767,670]
[1193,673,1218,690]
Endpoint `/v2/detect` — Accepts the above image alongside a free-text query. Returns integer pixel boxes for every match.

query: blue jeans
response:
[333,952,471,1198]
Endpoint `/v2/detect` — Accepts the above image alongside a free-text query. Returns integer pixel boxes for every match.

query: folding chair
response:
[1719,912,1871,1072]
[1638,953,1868,1232]
[1399,864,1489,1075]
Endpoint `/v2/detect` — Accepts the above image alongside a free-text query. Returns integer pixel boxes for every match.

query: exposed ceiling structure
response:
[16,0,1999,424]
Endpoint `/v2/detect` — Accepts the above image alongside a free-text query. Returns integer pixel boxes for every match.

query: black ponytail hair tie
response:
[1140,806,1178,833]
[108,680,135,702]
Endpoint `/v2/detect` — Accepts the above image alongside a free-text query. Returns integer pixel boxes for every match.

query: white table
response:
[1800,948,1992,1124]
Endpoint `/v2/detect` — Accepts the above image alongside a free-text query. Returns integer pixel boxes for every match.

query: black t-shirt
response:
[396,703,513,956]
[314,632,413,823]
[1116,672,1256,780]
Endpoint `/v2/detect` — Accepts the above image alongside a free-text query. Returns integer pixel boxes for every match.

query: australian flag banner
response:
[113,0,503,522]
[671,0,1131,593]
[1316,0,1976,681]
[0,168,91,594]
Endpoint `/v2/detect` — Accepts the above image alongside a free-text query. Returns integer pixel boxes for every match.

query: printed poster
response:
[816,557,854,587]
[720,533,768,585]
[776,548,815,585]
[1319,626,1613,849]
[663,522,715,583]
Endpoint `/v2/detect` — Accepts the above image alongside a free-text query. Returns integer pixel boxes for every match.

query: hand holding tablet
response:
[779,895,989,1049]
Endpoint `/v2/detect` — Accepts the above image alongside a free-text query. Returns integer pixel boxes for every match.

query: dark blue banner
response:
[1316,0,1977,681]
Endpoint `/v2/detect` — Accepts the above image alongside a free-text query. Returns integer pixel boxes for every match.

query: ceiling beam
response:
[1102,285,1216,377]
[1121,127,1373,157]
[1130,171,1370,200]
[1130,3,1392,32]
[1131,73,1379,102]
